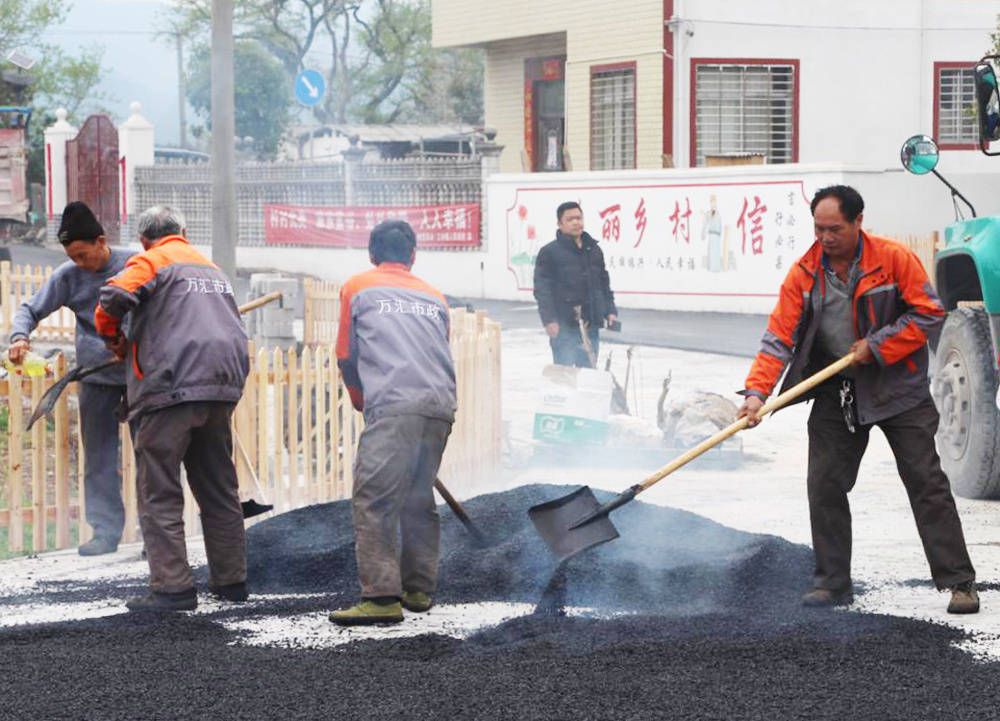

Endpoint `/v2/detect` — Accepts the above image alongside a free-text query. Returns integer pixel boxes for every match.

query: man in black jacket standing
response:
[533,202,617,367]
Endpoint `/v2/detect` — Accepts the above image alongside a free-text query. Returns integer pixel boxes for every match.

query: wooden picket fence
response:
[2,265,341,347]
[0,307,501,556]
[303,278,340,346]
[0,261,76,343]
[0,354,84,553]
[230,307,501,520]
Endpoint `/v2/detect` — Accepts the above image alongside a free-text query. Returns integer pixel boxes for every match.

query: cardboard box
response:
[533,364,613,444]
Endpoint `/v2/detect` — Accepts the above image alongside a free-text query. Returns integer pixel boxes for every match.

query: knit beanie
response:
[58,201,104,244]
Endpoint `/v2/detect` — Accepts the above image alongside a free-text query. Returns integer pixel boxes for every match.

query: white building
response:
[432,0,1000,175]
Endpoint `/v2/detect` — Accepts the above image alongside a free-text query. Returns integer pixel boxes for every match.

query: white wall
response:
[187,0,1000,316]
[238,162,1000,315]
[671,0,1000,171]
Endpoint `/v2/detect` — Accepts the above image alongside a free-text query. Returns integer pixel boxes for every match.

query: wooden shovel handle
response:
[434,477,488,544]
[238,291,282,314]
[637,352,855,492]
[233,429,270,502]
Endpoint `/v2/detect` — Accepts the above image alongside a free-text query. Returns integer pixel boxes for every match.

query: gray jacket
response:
[335,262,456,424]
[96,236,249,419]
[10,249,134,386]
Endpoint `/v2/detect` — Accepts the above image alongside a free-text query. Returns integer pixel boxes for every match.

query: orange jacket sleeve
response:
[335,280,364,411]
[95,253,159,340]
[866,248,945,366]
[744,265,809,398]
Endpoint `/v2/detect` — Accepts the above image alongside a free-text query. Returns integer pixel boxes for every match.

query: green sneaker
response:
[328,600,403,626]
[401,590,433,613]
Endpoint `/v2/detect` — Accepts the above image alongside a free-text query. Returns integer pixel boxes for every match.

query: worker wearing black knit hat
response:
[7,201,135,555]
[57,200,105,243]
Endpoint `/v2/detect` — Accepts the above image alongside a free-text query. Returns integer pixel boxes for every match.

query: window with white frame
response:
[590,65,635,170]
[936,65,978,146]
[693,62,796,166]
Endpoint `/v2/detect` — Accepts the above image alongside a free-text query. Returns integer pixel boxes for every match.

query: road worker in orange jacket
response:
[329,219,456,625]
[737,184,978,614]
[96,205,249,613]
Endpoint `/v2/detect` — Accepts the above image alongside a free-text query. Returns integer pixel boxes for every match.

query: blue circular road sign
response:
[295,69,326,107]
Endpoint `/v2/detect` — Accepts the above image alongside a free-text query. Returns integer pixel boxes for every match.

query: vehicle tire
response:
[0,245,10,263]
[932,307,1000,498]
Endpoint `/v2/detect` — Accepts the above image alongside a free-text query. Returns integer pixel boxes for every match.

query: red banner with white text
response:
[264,204,481,248]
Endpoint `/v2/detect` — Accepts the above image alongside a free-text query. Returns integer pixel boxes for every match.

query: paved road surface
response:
[5,242,64,268]
[460,297,768,358]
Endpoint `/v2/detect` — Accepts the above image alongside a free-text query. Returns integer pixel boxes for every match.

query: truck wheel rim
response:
[934,348,972,461]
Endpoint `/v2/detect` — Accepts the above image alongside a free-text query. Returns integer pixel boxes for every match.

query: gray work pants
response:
[77,382,126,543]
[134,401,246,593]
[807,390,975,591]
[352,413,452,598]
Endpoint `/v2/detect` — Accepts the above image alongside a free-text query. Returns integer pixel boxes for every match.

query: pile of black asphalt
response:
[2,483,998,721]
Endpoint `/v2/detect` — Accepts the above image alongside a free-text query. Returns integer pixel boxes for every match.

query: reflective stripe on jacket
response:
[335,262,457,424]
[744,231,945,425]
[95,235,249,419]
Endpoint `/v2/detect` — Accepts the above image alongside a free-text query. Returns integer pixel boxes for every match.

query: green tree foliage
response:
[0,0,68,66]
[0,1,108,183]
[406,44,484,126]
[186,40,293,159]
[168,0,483,127]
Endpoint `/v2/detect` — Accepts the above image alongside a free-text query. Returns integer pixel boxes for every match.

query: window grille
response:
[694,63,795,166]
[937,67,977,145]
[591,66,635,170]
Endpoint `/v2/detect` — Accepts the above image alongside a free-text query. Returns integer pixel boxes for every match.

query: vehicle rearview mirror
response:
[900,134,939,175]
[975,61,1000,144]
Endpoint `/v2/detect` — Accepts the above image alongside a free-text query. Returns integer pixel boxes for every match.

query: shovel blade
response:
[25,375,73,430]
[241,499,274,519]
[24,360,119,431]
[528,486,619,562]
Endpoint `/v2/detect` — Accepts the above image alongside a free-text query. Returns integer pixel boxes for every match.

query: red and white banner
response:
[264,204,481,248]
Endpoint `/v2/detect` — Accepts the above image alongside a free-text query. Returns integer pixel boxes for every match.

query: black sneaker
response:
[78,536,118,556]
[126,588,197,613]
[208,581,249,603]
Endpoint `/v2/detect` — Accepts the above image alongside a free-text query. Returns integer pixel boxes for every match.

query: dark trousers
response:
[134,401,246,593]
[351,414,452,598]
[78,382,127,543]
[807,391,975,591]
[549,323,599,368]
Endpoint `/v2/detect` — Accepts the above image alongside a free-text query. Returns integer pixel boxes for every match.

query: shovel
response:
[528,352,856,562]
[233,431,275,519]
[25,359,120,430]
[25,291,284,430]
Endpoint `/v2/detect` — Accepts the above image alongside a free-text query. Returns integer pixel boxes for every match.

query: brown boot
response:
[801,586,853,607]
[947,581,980,614]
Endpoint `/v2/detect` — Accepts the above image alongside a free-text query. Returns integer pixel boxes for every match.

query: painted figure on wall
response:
[703,194,724,272]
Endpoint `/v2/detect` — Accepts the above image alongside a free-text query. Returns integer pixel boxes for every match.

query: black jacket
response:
[533,231,617,328]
